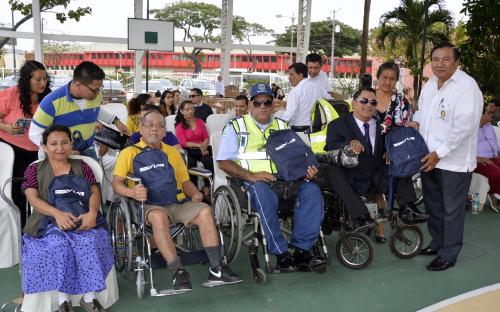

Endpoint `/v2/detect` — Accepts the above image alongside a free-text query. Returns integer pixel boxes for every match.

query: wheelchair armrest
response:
[188,167,212,178]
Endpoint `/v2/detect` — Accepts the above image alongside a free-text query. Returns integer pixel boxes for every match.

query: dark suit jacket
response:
[325,113,387,194]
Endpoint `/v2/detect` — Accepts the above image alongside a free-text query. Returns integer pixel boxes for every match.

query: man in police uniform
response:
[217,83,325,272]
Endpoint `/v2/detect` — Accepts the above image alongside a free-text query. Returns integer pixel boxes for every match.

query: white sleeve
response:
[28,122,45,147]
[283,90,298,122]
[97,107,115,124]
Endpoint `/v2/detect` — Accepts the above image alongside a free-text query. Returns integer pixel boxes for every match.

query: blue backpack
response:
[265,129,319,181]
[132,147,178,206]
[46,174,105,230]
[385,127,429,177]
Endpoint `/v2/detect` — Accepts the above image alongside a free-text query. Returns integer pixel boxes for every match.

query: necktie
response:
[363,122,373,154]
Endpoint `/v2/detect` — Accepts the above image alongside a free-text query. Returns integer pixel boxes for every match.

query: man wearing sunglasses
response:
[324,87,387,233]
[29,61,128,160]
[189,88,213,122]
[217,83,325,272]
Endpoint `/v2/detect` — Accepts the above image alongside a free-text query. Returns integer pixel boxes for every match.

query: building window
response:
[151,53,156,60]
[242,55,248,62]
[263,56,269,63]
[79,55,83,60]
[256,56,263,62]
[158,53,163,60]
[173,54,180,60]
[103,53,107,59]
[92,53,96,59]
[271,56,277,62]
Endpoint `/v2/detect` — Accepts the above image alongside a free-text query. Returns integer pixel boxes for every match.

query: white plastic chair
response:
[210,130,229,190]
[165,115,177,134]
[0,142,20,269]
[206,113,231,137]
[100,103,128,129]
[21,155,119,312]
[469,125,500,211]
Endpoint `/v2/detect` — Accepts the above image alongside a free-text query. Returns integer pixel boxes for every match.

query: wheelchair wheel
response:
[389,225,424,259]
[213,185,243,265]
[412,173,423,205]
[109,198,133,275]
[253,268,267,285]
[336,232,373,270]
[136,269,145,299]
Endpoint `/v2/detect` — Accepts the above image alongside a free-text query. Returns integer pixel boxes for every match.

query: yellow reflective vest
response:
[309,98,340,153]
[231,114,288,173]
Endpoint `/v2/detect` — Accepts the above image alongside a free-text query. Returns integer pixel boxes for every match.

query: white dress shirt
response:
[215,80,225,96]
[413,69,483,172]
[353,115,376,153]
[283,78,329,127]
[308,70,331,99]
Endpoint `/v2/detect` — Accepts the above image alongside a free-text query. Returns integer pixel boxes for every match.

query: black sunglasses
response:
[253,99,273,108]
[189,94,200,98]
[356,98,378,106]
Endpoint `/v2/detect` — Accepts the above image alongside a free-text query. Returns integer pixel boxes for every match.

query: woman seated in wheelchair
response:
[21,125,113,312]
[112,108,242,292]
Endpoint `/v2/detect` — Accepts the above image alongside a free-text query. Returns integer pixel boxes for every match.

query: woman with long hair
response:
[126,93,154,133]
[175,100,214,198]
[0,60,51,227]
[159,90,176,116]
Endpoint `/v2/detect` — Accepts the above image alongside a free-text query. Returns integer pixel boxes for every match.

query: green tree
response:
[0,0,91,50]
[376,0,453,99]
[459,0,500,98]
[151,1,221,74]
[232,16,274,72]
[273,20,361,58]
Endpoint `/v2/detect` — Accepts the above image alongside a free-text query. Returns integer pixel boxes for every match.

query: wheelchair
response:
[213,177,329,285]
[314,164,375,270]
[107,169,229,298]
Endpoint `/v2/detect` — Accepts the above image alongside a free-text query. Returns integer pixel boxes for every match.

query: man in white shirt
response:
[283,63,328,138]
[215,75,224,98]
[411,43,483,271]
[306,53,331,98]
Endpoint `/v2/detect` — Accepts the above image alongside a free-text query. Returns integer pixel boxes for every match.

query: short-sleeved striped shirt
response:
[31,82,102,150]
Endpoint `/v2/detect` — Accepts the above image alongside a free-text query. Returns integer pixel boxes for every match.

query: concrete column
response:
[32,0,43,61]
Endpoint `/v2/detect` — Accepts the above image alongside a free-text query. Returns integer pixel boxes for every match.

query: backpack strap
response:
[24,158,83,237]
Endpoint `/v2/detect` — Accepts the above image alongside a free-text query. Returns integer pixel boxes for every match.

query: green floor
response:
[2,210,500,312]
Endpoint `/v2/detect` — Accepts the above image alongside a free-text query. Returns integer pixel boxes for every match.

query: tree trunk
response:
[359,0,371,81]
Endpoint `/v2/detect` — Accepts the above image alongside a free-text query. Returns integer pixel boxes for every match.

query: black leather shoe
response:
[276,252,297,272]
[293,249,328,272]
[426,257,455,271]
[420,245,438,256]
[375,235,387,244]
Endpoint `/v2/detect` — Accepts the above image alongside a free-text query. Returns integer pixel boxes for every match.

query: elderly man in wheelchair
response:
[217,83,327,273]
[321,87,388,242]
[112,108,242,293]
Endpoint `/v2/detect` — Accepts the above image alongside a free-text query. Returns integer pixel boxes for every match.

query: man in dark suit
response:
[324,87,387,237]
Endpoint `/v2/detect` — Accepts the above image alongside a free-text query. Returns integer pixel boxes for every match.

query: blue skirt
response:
[22,226,114,295]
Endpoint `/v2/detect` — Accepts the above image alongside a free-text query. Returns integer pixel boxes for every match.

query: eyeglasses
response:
[80,81,104,95]
[142,123,165,129]
[253,99,273,108]
[356,98,378,106]
[189,94,200,98]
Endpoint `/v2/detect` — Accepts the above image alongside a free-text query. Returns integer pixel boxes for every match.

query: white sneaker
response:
[487,194,499,213]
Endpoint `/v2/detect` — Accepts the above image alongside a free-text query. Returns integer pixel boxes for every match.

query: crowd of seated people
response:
[2,57,496,310]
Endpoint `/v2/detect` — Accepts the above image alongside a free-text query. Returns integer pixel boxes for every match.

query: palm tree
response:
[376,0,453,100]
[360,0,371,79]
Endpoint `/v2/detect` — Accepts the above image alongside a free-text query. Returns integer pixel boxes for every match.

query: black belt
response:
[291,126,310,132]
